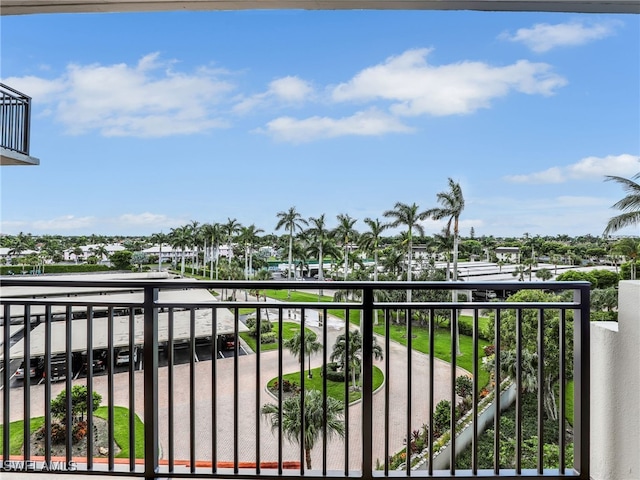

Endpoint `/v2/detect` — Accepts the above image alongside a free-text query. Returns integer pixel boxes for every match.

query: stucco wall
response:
[590,280,640,480]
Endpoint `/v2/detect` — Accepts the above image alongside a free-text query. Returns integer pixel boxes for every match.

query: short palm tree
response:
[169,225,191,276]
[283,329,322,378]
[603,172,640,236]
[330,329,383,390]
[261,390,345,470]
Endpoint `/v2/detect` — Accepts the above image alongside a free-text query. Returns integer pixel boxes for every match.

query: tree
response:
[535,268,553,281]
[603,172,640,235]
[262,390,345,469]
[131,251,148,271]
[426,178,465,284]
[150,232,168,271]
[383,202,428,287]
[360,217,387,282]
[51,385,102,424]
[330,329,383,390]
[283,329,322,378]
[169,225,191,275]
[333,213,358,281]
[110,250,133,270]
[223,217,241,271]
[276,207,308,296]
[486,289,573,421]
[612,237,639,280]
[239,224,264,279]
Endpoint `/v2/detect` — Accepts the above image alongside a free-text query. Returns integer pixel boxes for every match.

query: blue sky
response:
[1,9,639,238]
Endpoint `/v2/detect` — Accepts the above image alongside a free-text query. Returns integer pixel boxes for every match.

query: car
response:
[15,357,44,380]
[115,348,137,366]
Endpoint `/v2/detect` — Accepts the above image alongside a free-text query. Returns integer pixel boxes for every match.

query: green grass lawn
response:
[0,407,144,458]
[373,320,491,388]
[267,366,385,404]
[240,321,312,352]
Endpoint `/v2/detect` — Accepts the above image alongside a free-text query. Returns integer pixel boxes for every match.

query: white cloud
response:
[3,53,234,138]
[258,108,413,143]
[116,213,183,228]
[233,76,313,114]
[31,215,97,231]
[505,154,640,184]
[331,48,567,117]
[499,21,619,53]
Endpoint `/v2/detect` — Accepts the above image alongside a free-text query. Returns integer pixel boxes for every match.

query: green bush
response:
[433,400,451,437]
[323,362,347,382]
[260,332,277,344]
[245,317,274,336]
[1,264,111,275]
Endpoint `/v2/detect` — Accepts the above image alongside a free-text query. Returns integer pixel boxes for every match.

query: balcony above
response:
[0,83,40,166]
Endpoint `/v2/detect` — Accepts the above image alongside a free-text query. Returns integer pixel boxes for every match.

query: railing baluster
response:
[537,308,545,475]
[143,286,159,480]
[362,286,374,479]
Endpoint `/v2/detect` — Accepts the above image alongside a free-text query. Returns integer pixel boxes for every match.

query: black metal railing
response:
[0,83,32,156]
[0,278,589,479]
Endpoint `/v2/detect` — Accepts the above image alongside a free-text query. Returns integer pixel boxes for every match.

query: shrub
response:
[455,375,474,399]
[245,317,273,336]
[323,362,345,382]
[260,332,277,344]
[433,400,451,437]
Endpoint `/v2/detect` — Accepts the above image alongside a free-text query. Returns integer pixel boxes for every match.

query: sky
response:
[1,9,639,239]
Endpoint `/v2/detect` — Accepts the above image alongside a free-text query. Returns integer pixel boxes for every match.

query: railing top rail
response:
[0,82,31,100]
[0,277,591,292]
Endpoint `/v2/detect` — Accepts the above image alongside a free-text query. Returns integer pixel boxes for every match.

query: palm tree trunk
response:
[305,448,313,469]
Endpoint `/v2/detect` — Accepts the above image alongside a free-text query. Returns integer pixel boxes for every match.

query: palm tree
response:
[426,178,465,284]
[276,207,308,295]
[188,220,201,274]
[360,218,387,282]
[612,237,639,280]
[150,232,168,271]
[333,213,358,281]
[204,223,224,280]
[169,225,191,276]
[330,329,383,390]
[383,202,428,304]
[432,229,454,280]
[306,214,330,281]
[239,224,265,279]
[223,218,242,272]
[603,172,640,235]
[261,390,345,469]
[535,268,553,281]
[283,329,322,378]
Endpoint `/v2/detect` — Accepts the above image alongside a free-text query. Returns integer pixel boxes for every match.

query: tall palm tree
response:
[275,207,308,286]
[333,213,358,281]
[169,225,191,276]
[426,178,465,284]
[205,222,224,280]
[239,224,265,279]
[188,220,201,274]
[383,202,428,305]
[603,172,640,236]
[306,214,330,282]
[150,232,168,271]
[261,390,345,469]
[223,218,242,272]
[283,329,322,378]
[360,218,387,282]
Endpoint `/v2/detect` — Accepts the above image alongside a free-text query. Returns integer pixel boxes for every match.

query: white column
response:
[590,280,640,480]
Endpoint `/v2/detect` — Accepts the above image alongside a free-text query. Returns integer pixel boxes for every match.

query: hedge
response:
[1,264,112,275]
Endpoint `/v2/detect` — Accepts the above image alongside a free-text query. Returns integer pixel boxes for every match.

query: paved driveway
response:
[5,314,467,472]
